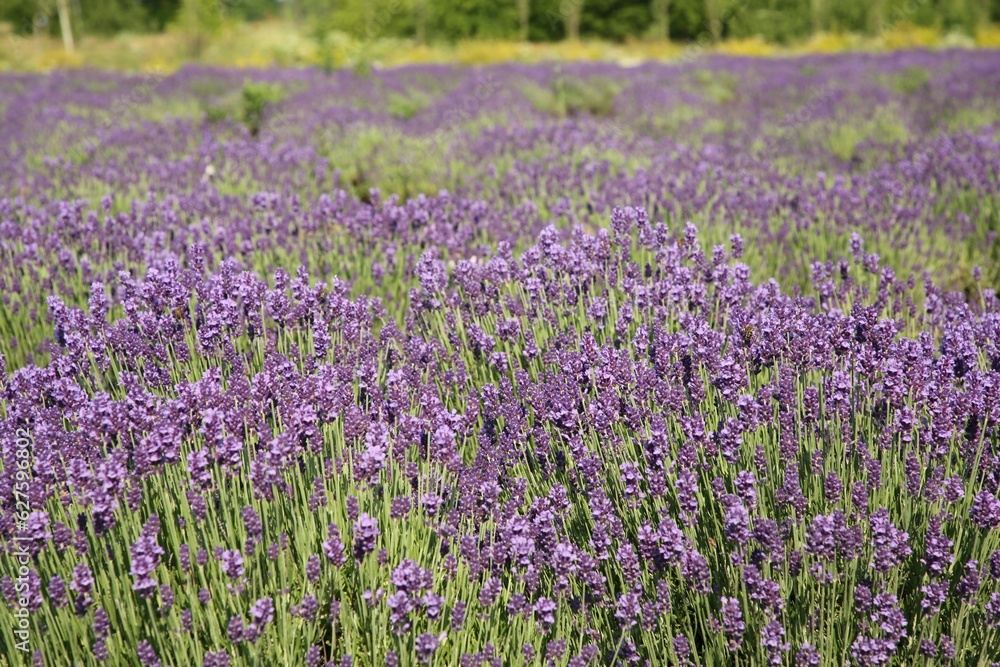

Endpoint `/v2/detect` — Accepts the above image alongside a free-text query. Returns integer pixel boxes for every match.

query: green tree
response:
[567,0,584,39]
[810,0,825,31]
[869,0,886,32]
[652,0,670,37]
[178,0,222,56]
[416,0,427,42]
[518,0,530,40]
[704,0,725,40]
[55,0,72,49]
[144,0,184,31]
[429,0,518,40]
[76,0,153,35]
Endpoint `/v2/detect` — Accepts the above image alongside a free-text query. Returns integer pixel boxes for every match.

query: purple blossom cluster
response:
[2,53,1000,665]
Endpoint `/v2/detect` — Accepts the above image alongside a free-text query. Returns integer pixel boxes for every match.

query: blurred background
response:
[1,0,999,70]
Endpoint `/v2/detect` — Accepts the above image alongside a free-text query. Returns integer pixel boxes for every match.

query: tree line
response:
[2,0,997,46]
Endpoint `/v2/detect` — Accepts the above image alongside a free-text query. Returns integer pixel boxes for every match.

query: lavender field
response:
[2,51,1000,666]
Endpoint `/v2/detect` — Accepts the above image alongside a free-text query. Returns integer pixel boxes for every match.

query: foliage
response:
[522,71,621,117]
[239,79,285,136]
[2,0,999,45]
[3,47,1000,667]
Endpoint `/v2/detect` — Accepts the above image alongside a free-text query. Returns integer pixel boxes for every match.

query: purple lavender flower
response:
[20,511,51,558]
[450,600,467,632]
[137,641,161,667]
[904,452,921,497]
[188,449,213,490]
[681,550,712,594]
[921,514,953,577]
[220,550,245,580]
[615,589,642,628]
[414,633,440,665]
[719,596,744,650]
[855,583,873,614]
[676,469,700,525]
[159,584,174,614]
[534,597,558,630]
[70,563,93,597]
[849,636,893,667]
[824,471,843,504]
[47,575,68,609]
[420,493,443,517]
[971,491,1000,530]
[657,517,687,565]
[70,563,94,614]
[762,620,790,665]
[242,506,263,548]
[942,476,964,504]
[204,651,231,667]
[422,592,445,619]
[249,597,275,627]
[744,564,784,612]
[673,635,692,661]
[306,554,321,583]
[227,616,244,644]
[805,513,836,561]
[5,56,1000,667]
[735,471,758,511]
[130,515,165,599]
[620,462,645,500]
[387,591,414,633]
[986,593,1000,628]
[957,561,981,602]
[298,594,320,622]
[323,523,347,567]
[869,509,911,573]
[93,638,108,662]
[921,582,948,616]
[724,498,751,546]
[390,496,411,519]
[871,593,906,648]
[795,643,821,666]
[478,577,502,607]
[353,514,379,561]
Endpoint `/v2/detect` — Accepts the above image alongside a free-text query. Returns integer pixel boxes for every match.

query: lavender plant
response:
[2,52,1000,666]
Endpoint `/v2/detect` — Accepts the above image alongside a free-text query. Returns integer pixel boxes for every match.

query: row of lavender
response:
[1,52,1000,665]
[3,210,1000,665]
[1,53,999,374]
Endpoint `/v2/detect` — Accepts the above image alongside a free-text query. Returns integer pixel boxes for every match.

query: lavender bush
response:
[1,52,1000,666]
